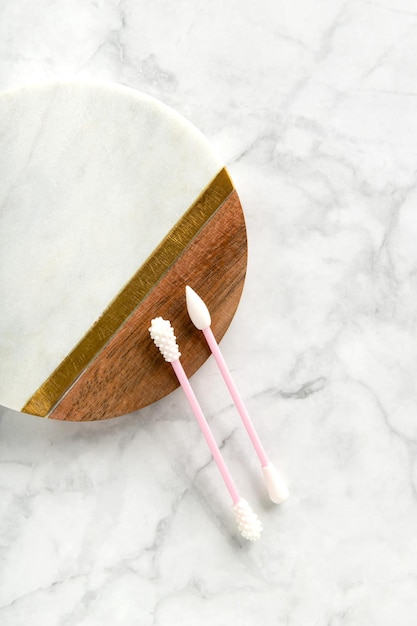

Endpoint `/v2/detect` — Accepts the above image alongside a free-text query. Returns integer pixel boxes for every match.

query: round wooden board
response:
[0,81,247,421]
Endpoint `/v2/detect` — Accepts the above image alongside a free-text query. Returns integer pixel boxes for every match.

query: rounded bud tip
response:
[262,463,289,504]
[185,286,211,330]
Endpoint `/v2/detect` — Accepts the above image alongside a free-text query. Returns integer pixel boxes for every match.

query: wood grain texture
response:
[49,190,247,421]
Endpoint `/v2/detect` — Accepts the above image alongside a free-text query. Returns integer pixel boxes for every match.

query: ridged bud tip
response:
[149,317,181,362]
[233,499,263,541]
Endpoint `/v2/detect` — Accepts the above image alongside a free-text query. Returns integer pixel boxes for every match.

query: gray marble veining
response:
[1,1,417,624]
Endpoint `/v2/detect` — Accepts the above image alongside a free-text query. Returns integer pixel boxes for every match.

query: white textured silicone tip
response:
[262,463,289,504]
[149,317,181,362]
[185,286,211,330]
[233,499,263,541]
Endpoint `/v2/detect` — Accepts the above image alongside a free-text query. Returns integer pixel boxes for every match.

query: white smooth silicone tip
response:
[185,285,211,330]
[262,463,289,504]
[149,317,181,362]
[233,499,263,541]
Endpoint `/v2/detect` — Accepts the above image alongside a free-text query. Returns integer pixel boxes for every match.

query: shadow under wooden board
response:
[0,81,247,421]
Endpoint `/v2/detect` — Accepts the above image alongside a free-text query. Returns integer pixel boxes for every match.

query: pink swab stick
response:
[186,286,289,504]
[149,317,262,541]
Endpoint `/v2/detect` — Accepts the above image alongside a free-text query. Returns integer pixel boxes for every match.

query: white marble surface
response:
[1,0,417,624]
[0,82,222,410]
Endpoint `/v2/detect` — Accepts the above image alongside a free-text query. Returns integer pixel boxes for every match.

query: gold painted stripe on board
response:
[22,168,234,417]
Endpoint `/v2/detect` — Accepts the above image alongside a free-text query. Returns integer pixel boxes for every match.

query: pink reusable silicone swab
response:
[171,358,240,505]
[149,317,262,541]
[186,286,289,504]
[202,327,269,465]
